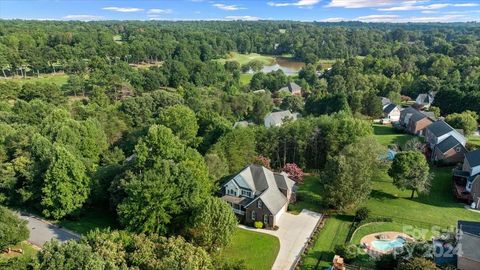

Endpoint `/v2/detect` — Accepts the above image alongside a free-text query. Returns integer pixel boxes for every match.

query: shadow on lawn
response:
[370,189,398,201]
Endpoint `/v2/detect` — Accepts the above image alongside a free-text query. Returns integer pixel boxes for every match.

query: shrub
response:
[375,254,398,270]
[333,244,358,263]
[282,163,305,184]
[355,207,370,221]
[254,221,263,229]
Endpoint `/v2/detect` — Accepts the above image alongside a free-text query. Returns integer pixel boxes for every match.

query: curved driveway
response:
[239,209,323,270]
[18,212,80,247]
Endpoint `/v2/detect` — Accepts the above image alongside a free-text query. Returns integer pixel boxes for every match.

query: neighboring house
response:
[399,106,435,135]
[453,149,480,205]
[425,120,467,164]
[278,82,302,96]
[382,103,400,123]
[415,92,435,109]
[221,164,296,229]
[264,110,298,128]
[457,221,480,270]
[233,121,251,128]
[380,97,391,107]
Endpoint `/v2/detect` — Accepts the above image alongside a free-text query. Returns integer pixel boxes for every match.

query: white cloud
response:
[63,15,104,21]
[102,7,144,13]
[320,17,346,22]
[268,0,320,7]
[148,9,173,14]
[421,10,438,14]
[326,0,401,9]
[356,14,471,23]
[212,4,246,11]
[225,15,261,21]
[379,3,478,11]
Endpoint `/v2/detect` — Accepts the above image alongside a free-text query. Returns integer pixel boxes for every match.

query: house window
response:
[257,200,262,208]
[263,215,268,224]
[251,211,256,221]
[241,190,252,197]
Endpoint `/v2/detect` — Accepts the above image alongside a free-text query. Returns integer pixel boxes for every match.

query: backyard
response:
[1,73,69,87]
[297,124,480,269]
[218,228,280,270]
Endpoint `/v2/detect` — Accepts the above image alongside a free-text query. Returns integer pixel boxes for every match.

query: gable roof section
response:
[383,103,397,114]
[436,135,464,154]
[288,82,301,92]
[459,221,480,236]
[274,172,295,191]
[426,120,455,137]
[465,149,480,168]
[264,110,295,126]
[416,93,433,104]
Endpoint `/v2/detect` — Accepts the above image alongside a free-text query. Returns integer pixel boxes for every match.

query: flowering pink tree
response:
[253,156,271,169]
[282,163,304,184]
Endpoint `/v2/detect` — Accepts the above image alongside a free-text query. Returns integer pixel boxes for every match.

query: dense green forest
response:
[1,20,480,269]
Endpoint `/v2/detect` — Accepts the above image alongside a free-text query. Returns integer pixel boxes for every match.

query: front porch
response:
[221,194,251,216]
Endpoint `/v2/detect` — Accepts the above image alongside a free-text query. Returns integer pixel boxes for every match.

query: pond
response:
[248,57,305,76]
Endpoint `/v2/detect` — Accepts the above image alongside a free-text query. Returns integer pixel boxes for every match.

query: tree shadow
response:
[370,190,398,201]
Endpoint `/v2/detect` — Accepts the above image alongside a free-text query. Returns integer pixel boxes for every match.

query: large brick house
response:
[399,106,434,136]
[425,120,467,165]
[221,164,295,229]
[453,149,480,208]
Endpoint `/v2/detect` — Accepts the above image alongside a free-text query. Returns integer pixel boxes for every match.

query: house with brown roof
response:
[399,106,434,135]
[425,120,467,164]
[221,164,295,229]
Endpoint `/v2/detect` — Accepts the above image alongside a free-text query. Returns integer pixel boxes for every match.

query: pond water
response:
[248,57,305,75]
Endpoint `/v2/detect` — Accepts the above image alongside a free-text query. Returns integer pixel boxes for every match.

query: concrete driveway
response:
[239,209,323,270]
[18,212,80,247]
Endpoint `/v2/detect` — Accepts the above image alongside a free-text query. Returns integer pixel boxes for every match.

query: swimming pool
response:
[371,236,406,252]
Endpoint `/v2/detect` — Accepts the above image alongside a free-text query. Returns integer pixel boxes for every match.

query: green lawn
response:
[0,241,38,263]
[289,176,324,214]
[218,228,280,270]
[468,135,480,147]
[218,52,275,66]
[1,74,69,87]
[240,73,253,86]
[57,208,118,234]
[300,215,353,270]
[373,124,415,147]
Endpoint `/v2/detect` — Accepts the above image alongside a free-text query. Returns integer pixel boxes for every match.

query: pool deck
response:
[360,231,414,256]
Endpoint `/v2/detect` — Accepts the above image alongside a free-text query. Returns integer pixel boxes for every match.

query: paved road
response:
[239,209,323,270]
[18,212,80,247]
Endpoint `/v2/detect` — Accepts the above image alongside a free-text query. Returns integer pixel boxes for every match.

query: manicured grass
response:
[57,208,118,234]
[218,52,275,66]
[289,176,324,214]
[219,228,280,270]
[373,124,415,147]
[1,74,69,87]
[240,73,253,85]
[0,241,38,262]
[300,215,353,269]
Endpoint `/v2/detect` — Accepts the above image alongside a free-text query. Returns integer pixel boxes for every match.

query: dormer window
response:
[257,200,262,208]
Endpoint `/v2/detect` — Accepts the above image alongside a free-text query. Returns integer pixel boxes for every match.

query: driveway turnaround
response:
[18,212,80,247]
[239,209,323,270]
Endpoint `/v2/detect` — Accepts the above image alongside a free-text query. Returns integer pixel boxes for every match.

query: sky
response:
[1,0,480,23]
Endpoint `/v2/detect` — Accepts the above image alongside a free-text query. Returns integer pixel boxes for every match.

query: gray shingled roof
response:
[264,110,296,127]
[383,103,397,114]
[465,149,480,168]
[417,93,433,104]
[239,165,295,215]
[436,135,463,153]
[458,221,480,262]
[426,120,455,137]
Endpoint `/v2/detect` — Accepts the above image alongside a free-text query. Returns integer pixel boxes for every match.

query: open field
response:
[468,135,480,147]
[240,73,253,85]
[218,228,280,270]
[0,74,69,87]
[217,52,275,66]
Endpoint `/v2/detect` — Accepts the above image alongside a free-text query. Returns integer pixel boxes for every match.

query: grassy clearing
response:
[289,176,324,214]
[218,52,275,66]
[57,208,118,234]
[219,228,280,270]
[1,74,69,87]
[240,73,253,85]
[301,215,353,269]
[0,241,38,262]
[373,124,415,147]
[468,135,480,147]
